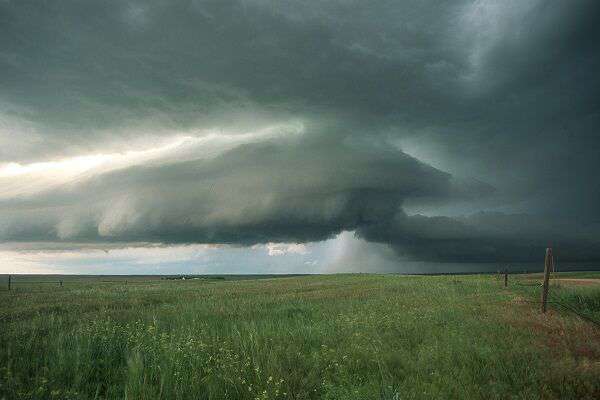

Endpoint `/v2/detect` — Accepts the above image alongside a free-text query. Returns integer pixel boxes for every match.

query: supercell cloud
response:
[1,0,600,269]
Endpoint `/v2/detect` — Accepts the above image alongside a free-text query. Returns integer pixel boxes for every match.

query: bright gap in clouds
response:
[0,137,190,178]
[0,121,304,199]
[0,231,381,275]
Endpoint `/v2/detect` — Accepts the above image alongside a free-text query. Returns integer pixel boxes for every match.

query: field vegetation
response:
[1,273,599,399]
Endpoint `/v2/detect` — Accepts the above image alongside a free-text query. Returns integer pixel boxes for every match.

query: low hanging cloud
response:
[0,123,478,246]
[357,212,600,263]
[3,121,598,263]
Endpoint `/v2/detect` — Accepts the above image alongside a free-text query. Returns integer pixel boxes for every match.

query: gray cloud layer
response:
[0,126,467,242]
[1,0,600,263]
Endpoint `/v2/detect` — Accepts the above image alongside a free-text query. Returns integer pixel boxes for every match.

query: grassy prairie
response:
[0,273,599,400]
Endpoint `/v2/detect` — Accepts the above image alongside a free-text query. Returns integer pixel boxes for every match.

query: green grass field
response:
[1,273,599,400]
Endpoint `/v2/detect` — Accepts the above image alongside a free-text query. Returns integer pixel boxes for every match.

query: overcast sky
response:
[1,0,599,274]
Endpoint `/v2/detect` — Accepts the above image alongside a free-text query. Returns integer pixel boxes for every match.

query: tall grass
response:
[1,275,599,399]
[551,285,600,323]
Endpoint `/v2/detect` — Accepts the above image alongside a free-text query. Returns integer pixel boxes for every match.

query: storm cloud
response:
[1,0,600,267]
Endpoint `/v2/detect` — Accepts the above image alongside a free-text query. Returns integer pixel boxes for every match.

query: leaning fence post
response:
[8,275,11,291]
[541,248,553,313]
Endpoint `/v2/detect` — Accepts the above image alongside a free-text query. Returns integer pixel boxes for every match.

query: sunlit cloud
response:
[0,121,304,199]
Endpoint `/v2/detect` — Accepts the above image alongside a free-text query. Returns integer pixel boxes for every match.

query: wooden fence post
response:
[60,280,63,287]
[541,248,553,313]
[504,269,508,287]
[8,274,11,291]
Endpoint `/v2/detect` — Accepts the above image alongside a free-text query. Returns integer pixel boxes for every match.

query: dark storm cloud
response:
[0,0,466,159]
[1,0,600,263]
[0,127,482,245]
[357,212,600,262]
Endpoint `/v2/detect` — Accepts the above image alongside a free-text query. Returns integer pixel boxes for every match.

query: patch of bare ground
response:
[553,278,600,286]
